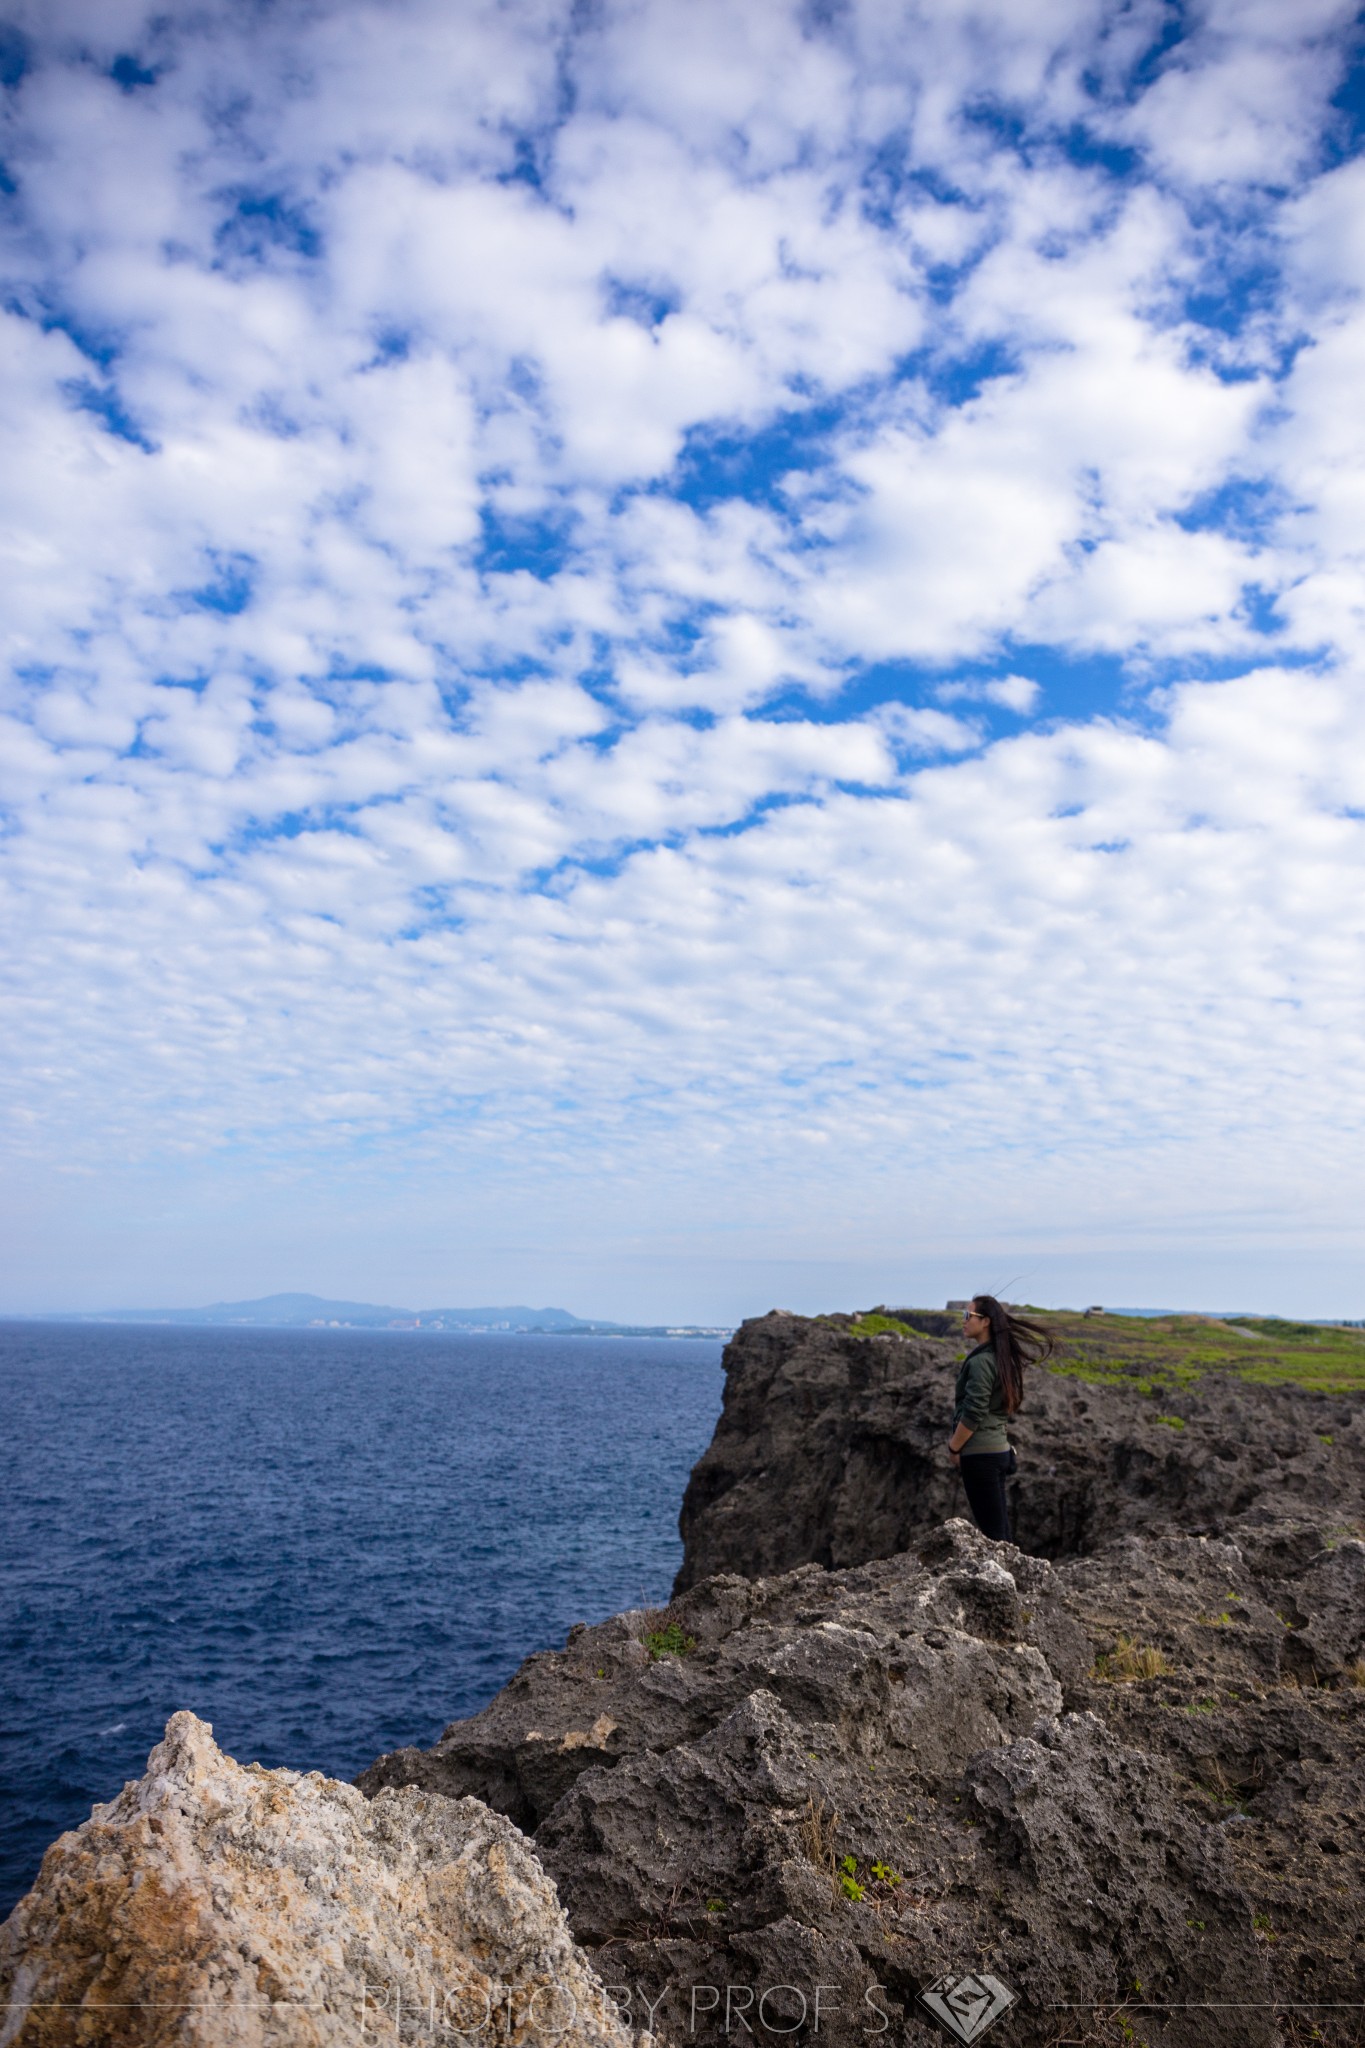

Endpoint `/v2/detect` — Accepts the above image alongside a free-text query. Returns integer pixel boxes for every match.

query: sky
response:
[2,0,1364,1323]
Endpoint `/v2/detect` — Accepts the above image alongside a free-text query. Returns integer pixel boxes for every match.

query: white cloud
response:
[1116,0,1357,188]
[0,0,1363,1310]
[937,674,1040,713]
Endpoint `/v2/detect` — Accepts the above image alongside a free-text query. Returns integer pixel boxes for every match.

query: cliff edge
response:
[360,1309,1365,2045]
[674,1309,1365,1587]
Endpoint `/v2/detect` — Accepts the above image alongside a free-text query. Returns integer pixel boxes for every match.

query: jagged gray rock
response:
[361,1508,1365,2046]
[0,1711,630,2048]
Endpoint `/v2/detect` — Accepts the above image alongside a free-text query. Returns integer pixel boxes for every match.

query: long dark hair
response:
[971,1295,1055,1414]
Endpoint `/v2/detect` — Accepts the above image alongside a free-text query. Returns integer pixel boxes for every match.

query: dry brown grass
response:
[1091,1633,1173,1681]
[798,1794,840,1877]
[1343,1658,1365,1688]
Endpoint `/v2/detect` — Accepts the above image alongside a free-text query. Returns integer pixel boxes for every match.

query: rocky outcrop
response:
[360,1513,1365,2046]
[352,1312,1365,2042]
[0,1711,630,2048]
[674,1311,1365,1586]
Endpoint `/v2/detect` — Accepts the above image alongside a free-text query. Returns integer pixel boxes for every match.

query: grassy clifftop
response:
[832,1306,1365,1394]
[1032,1308,1365,1395]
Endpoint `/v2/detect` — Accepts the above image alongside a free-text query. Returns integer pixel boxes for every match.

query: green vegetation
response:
[833,1854,904,1903]
[830,1312,921,1340]
[641,1620,697,1660]
[1023,1309,1365,1394]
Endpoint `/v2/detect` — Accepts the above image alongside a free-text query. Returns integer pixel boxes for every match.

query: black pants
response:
[959,1451,1013,1541]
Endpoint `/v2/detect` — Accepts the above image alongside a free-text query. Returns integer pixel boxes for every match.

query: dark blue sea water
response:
[0,1321,725,1916]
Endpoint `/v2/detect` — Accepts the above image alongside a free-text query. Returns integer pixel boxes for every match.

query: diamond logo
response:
[917,1971,1016,2043]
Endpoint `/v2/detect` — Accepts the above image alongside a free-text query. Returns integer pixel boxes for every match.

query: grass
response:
[1013,1308,1365,1395]
[798,1802,905,1911]
[1092,1633,1174,1681]
[826,1312,921,1340]
[799,1795,840,1871]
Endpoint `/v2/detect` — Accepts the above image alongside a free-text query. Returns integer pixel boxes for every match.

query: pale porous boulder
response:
[0,1711,630,2048]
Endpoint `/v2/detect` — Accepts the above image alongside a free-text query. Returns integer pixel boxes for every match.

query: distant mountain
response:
[33,1292,730,1336]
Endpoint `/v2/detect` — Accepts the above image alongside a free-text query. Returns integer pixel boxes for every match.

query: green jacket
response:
[953,1343,1010,1453]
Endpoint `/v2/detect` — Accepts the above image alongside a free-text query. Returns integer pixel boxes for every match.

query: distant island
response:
[28,1291,732,1338]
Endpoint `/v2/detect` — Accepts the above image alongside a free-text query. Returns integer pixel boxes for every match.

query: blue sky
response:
[2,0,1364,1320]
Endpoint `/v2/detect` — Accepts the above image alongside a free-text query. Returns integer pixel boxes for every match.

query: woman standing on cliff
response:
[948,1296,1055,1540]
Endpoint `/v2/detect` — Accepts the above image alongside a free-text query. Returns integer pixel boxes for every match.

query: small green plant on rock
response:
[837,1855,865,1902]
[641,1619,697,1659]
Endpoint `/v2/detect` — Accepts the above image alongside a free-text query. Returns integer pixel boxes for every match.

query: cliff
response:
[360,1311,1365,2046]
[674,1310,1365,1585]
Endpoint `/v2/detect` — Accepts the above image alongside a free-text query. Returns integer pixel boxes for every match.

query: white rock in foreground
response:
[0,1711,632,2047]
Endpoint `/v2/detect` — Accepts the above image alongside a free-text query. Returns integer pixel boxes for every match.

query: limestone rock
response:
[0,1712,630,2048]
[1288,1539,1365,1674]
[364,1516,1365,2045]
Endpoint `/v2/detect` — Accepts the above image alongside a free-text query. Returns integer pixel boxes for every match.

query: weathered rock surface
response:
[674,1311,1365,1585]
[0,1711,629,2048]
[361,1514,1365,2046]
[361,1313,1365,2047]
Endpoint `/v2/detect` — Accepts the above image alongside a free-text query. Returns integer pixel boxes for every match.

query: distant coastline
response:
[16,1291,733,1339]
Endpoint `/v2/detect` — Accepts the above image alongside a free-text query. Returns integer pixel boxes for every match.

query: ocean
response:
[0,1320,726,1916]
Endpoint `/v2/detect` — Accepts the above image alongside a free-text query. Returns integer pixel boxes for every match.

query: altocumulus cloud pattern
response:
[1,0,1363,1314]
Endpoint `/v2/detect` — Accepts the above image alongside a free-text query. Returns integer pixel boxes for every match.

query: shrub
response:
[641,1619,697,1659]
